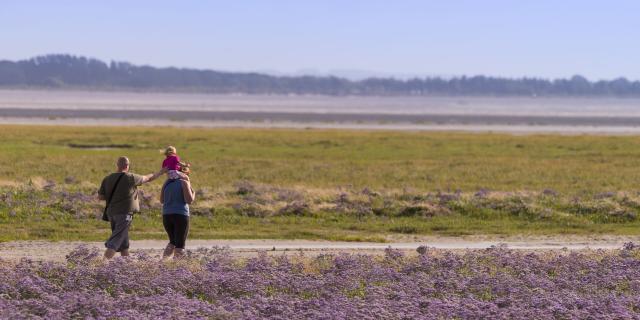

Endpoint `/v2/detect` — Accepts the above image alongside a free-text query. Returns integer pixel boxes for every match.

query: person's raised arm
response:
[181,180,196,204]
[140,168,167,185]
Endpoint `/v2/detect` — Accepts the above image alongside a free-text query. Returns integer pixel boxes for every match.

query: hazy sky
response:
[1,1,639,80]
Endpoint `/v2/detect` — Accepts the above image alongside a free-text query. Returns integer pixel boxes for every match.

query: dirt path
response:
[2,236,639,261]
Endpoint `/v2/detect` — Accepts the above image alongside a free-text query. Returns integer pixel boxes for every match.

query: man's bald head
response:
[116,156,130,172]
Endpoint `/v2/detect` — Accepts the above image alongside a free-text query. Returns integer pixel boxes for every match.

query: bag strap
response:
[105,173,126,209]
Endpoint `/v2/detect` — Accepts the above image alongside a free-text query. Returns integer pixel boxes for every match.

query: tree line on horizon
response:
[0,54,639,96]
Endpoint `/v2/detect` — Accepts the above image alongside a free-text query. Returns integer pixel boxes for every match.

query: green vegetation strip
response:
[2,124,640,241]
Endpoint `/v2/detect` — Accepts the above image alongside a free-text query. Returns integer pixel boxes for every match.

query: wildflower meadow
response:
[2,245,640,319]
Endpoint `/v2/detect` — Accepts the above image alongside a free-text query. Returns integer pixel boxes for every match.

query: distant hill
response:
[1,54,640,96]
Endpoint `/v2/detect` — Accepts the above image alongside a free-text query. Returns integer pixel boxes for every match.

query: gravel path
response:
[2,236,639,261]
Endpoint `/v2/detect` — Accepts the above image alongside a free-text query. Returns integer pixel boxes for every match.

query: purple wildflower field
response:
[2,245,640,319]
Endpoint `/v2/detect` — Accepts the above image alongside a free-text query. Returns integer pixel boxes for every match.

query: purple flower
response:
[1,245,640,319]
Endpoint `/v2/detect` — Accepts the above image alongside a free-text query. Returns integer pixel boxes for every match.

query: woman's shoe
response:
[173,248,185,259]
[162,244,175,259]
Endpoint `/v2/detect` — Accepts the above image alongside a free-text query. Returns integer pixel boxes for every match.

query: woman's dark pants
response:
[163,214,190,249]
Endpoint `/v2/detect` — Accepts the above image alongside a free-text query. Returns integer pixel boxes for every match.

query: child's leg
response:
[167,170,181,180]
[176,171,188,180]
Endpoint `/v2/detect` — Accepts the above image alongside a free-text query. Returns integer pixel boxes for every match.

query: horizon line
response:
[4,53,639,83]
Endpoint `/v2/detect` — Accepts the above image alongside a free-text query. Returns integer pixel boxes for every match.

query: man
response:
[98,156,165,259]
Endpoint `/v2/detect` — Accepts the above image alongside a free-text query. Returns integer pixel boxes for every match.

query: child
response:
[162,146,189,180]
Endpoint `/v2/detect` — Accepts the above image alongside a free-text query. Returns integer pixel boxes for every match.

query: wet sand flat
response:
[2,89,640,133]
[3,107,640,127]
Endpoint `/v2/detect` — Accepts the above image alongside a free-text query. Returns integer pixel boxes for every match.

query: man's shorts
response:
[105,213,133,252]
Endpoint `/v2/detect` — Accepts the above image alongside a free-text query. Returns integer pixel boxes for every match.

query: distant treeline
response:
[1,54,640,96]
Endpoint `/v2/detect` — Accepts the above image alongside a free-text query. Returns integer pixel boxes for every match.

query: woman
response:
[159,166,195,259]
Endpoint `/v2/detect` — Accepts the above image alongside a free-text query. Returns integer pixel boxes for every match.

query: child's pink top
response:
[162,154,181,171]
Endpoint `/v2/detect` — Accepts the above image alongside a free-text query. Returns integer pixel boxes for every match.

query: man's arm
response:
[139,168,167,185]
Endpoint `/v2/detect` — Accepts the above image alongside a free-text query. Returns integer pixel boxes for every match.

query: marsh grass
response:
[3,125,640,241]
[2,125,640,192]
[3,180,640,242]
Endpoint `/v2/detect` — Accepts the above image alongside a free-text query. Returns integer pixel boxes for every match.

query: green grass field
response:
[2,124,640,242]
[3,125,640,192]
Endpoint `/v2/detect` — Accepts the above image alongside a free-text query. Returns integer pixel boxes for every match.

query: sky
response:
[1,1,639,80]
